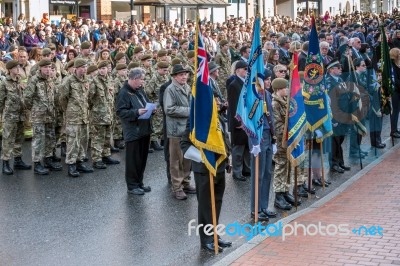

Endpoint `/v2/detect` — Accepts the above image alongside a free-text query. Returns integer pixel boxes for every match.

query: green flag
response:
[380,26,394,115]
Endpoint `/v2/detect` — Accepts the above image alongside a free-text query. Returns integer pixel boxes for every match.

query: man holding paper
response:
[116,68,154,195]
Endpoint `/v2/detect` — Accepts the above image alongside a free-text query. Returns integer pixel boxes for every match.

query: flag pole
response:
[308,133,313,198]
[209,172,219,254]
[254,155,259,224]
[320,141,325,190]
[294,165,298,210]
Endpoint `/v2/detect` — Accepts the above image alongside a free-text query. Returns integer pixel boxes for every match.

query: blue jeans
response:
[249,129,273,212]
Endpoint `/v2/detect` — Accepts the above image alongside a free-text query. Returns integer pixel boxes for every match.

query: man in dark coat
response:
[227,60,250,181]
[116,67,153,195]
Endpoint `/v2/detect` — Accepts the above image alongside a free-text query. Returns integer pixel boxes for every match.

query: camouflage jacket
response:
[176,50,188,66]
[145,71,168,103]
[272,94,287,151]
[0,75,26,122]
[214,51,231,78]
[59,74,91,124]
[77,54,96,66]
[88,75,114,125]
[24,71,56,123]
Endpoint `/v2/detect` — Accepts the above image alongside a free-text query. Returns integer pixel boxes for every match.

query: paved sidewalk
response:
[229,146,400,266]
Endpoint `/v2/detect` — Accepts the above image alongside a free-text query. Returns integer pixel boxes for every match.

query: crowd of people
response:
[1,9,400,252]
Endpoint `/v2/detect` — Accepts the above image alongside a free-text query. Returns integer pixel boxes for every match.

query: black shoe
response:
[151,141,163,151]
[261,209,277,218]
[102,156,120,165]
[372,143,386,149]
[148,147,154,153]
[325,179,332,185]
[242,171,251,177]
[14,157,31,170]
[93,160,107,169]
[202,243,223,253]
[76,161,94,173]
[34,162,49,175]
[68,164,80,177]
[284,191,301,206]
[218,237,232,248]
[274,192,292,210]
[296,185,309,198]
[250,211,269,221]
[339,163,351,171]
[60,142,66,157]
[127,187,145,195]
[114,139,125,149]
[331,164,345,173]
[391,132,400,138]
[110,146,120,153]
[233,174,246,181]
[44,157,63,171]
[83,156,89,162]
[302,183,316,194]
[2,160,13,175]
[313,178,329,187]
[139,185,151,192]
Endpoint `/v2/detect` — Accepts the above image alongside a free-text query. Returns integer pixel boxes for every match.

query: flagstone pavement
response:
[230,145,400,266]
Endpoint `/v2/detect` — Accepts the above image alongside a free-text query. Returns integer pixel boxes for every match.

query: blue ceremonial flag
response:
[284,52,306,166]
[302,16,332,140]
[235,17,264,147]
[189,18,226,176]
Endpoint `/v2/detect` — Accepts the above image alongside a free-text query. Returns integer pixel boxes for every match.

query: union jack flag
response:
[189,19,226,176]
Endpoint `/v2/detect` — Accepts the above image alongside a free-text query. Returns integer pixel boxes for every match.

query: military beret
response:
[133,46,144,54]
[42,48,52,56]
[219,39,229,47]
[272,78,288,91]
[86,65,98,75]
[74,58,87,68]
[6,60,19,70]
[81,41,91,49]
[65,60,75,70]
[141,54,153,61]
[98,60,111,69]
[157,49,168,57]
[179,39,189,45]
[171,58,182,66]
[157,61,169,69]
[115,52,125,61]
[186,50,195,59]
[128,61,140,70]
[38,59,52,67]
[115,63,127,70]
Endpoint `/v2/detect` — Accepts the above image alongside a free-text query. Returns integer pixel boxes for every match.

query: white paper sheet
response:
[138,103,158,119]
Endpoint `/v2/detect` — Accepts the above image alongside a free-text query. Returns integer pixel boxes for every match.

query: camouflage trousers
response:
[1,121,24,160]
[150,111,163,142]
[32,123,56,162]
[55,109,66,144]
[273,151,306,193]
[112,114,123,140]
[65,123,89,164]
[90,124,111,162]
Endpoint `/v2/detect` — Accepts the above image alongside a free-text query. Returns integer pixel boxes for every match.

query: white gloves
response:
[250,145,261,156]
[315,129,323,139]
[272,144,277,155]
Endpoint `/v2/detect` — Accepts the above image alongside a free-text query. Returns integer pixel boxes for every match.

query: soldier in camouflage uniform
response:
[214,40,232,100]
[0,60,31,175]
[131,46,144,64]
[271,78,301,210]
[112,63,127,149]
[49,63,62,163]
[176,39,189,67]
[186,50,195,88]
[29,48,53,78]
[145,61,169,151]
[24,59,63,175]
[88,60,120,169]
[59,58,94,177]
[78,41,95,65]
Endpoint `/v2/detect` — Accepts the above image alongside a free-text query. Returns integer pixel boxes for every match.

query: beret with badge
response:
[81,41,91,50]
[38,59,52,67]
[87,65,98,75]
[271,78,288,91]
[115,63,127,71]
[157,49,168,57]
[74,58,88,68]
[114,52,126,61]
[128,61,140,70]
[42,48,52,56]
[141,54,153,61]
[133,46,144,54]
[98,60,111,69]
[157,61,169,69]
[6,60,19,70]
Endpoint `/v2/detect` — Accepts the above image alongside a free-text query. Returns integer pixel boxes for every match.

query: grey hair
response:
[319,41,329,48]
[339,36,349,46]
[128,67,146,80]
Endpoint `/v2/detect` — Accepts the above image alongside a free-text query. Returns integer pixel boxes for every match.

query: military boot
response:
[60,142,67,157]
[44,157,63,171]
[274,192,292,210]
[76,161,94,173]
[114,139,125,149]
[102,156,120,165]
[2,160,14,175]
[68,163,80,177]
[34,162,49,175]
[14,157,32,170]
[284,191,301,206]
[52,149,61,162]
[110,146,120,153]
[151,140,163,151]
